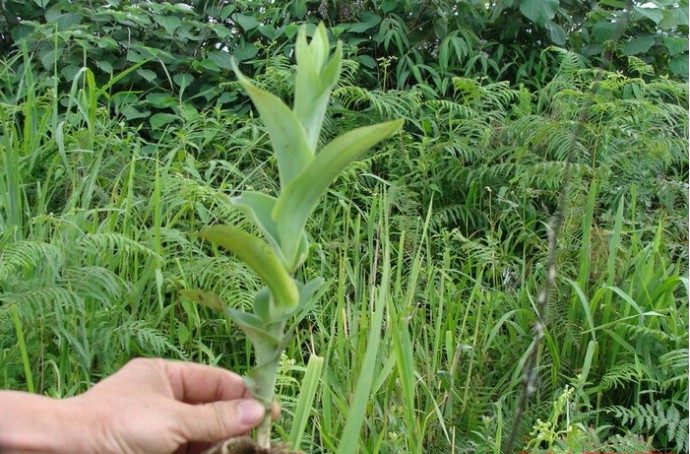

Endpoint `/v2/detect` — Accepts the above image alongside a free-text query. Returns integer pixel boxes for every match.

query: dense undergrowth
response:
[1,2,688,453]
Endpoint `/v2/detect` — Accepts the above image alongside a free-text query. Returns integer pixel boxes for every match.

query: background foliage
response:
[1,1,688,453]
[1,0,687,122]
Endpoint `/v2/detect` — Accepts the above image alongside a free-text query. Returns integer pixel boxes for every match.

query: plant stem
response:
[252,360,279,449]
[256,405,274,449]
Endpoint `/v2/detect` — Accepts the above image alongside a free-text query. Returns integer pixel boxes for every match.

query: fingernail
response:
[238,399,265,425]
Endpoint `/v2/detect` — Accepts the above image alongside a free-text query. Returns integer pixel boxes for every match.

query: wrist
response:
[0,391,95,453]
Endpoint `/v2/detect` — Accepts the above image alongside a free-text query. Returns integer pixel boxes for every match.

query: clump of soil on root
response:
[202,436,302,454]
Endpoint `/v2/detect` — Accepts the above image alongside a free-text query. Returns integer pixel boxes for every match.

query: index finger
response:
[163,360,249,404]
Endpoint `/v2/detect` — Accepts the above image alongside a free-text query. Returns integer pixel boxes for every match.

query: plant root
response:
[201,436,302,454]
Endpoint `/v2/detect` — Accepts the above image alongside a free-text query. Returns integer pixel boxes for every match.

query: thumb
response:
[175,399,266,442]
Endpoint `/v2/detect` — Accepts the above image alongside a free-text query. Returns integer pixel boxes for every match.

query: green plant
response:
[1,6,687,452]
[181,24,402,449]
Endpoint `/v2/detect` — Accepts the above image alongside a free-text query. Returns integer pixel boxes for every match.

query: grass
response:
[0,52,687,454]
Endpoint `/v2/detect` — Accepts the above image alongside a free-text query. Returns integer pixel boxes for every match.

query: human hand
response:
[66,358,277,454]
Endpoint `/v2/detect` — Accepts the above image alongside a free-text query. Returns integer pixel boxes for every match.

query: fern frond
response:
[65,265,129,304]
[177,256,259,311]
[659,348,689,392]
[600,433,656,454]
[423,99,477,118]
[78,233,160,260]
[627,56,655,77]
[606,401,689,452]
[599,363,641,391]
[114,320,188,359]
[622,323,672,342]
[337,59,360,88]
[0,285,83,312]
[158,227,192,250]
[0,241,64,281]
[542,46,585,78]
[332,86,421,120]
[451,77,519,121]
[433,204,483,231]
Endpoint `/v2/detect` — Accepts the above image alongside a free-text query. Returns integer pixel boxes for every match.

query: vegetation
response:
[182,24,403,449]
[0,1,687,453]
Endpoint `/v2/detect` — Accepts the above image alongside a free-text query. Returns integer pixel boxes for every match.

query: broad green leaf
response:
[200,225,299,311]
[196,58,221,72]
[519,0,559,27]
[599,0,626,7]
[149,113,178,129]
[292,0,308,19]
[231,191,309,271]
[146,92,176,108]
[349,12,382,33]
[297,277,325,312]
[231,192,281,248]
[233,64,313,188]
[663,36,689,56]
[235,13,260,31]
[11,24,33,42]
[669,55,689,77]
[179,289,226,312]
[258,25,277,40]
[671,7,689,26]
[357,55,377,69]
[39,48,64,69]
[61,64,81,82]
[292,236,310,272]
[173,3,194,13]
[580,44,603,57]
[273,119,403,264]
[311,22,328,70]
[295,28,316,88]
[592,21,620,43]
[173,73,194,90]
[137,68,158,82]
[545,21,566,46]
[48,12,82,30]
[253,287,272,322]
[95,60,113,74]
[122,106,151,121]
[253,278,321,323]
[127,49,147,64]
[228,309,280,344]
[624,36,656,55]
[208,51,234,70]
[220,5,235,21]
[234,42,259,62]
[228,310,283,373]
[281,23,299,39]
[154,15,181,35]
[434,16,449,38]
[381,0,398,14]
[279,279,327,347]
[633,5,664,24]
[294,24,343,150]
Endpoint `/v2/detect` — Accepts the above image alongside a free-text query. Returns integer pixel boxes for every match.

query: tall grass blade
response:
[288,354,324,449]
[10,305,33,393]
[335,207,390,454]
